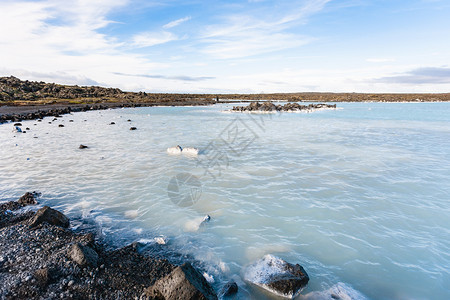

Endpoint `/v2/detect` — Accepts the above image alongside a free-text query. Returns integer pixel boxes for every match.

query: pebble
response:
[68,280,74,287]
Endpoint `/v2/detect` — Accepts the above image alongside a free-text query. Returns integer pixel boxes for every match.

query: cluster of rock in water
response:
[0,193,310,299]
[231,101,337,112]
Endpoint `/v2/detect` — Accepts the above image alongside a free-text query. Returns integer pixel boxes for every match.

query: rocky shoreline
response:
[0,193,219,299]
[231,101,337,112]
[0,100,215,124]
[1,192,313,299]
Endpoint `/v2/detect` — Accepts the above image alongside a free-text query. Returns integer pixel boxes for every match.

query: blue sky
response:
[1,0,449,93]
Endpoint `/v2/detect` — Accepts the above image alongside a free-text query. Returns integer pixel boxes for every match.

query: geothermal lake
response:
[1,102,449,299]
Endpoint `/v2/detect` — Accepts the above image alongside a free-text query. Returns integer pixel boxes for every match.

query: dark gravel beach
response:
[0,193,218,299]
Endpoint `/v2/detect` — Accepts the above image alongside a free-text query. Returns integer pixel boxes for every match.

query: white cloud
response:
[199,0,331,59]
[0,0,168,90]
[131,31,178,47]
[366,58,396,63]
[163,16,191,29]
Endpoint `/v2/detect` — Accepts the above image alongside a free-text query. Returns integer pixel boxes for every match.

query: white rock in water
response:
[182,147,199,156]
[138,236,168,245]
[167,145,183,154]
[154,236,168,245]
[244,254,309,299]
[301,282,368,300]
[184,215,210,232]
[203,272,215,284]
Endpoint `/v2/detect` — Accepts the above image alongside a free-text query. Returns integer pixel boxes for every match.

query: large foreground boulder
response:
[69,243,99,267]
[28,206,70,228]
[244,254,309,299]
[142,263,217,300]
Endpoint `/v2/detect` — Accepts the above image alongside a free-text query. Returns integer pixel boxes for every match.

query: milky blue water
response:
[1,102,449,299]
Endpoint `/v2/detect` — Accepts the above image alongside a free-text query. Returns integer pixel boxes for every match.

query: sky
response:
[1,0,450,93]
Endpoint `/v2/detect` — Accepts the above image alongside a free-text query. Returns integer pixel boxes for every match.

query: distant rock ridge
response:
[0,76,216,104]
[2,76,450,104]
[0,76,125,101]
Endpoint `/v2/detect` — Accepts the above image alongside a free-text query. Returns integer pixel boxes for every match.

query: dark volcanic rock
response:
[219,280,238,297]
[18,191,39,206]
[130,127,137,130]
[79,144,88,149]
[58,124,64,127]
[231,101,336,113]
[142,263,217,300]
[0,192,39,228]
[0,204,179,299]
[244,254,309,299]
[28,206,70,228]
[34,268,50,287]
[69,243,99,267]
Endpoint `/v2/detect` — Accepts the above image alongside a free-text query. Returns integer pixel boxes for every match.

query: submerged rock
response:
[302,282,368,300]
[28,206,70,228]
[219,280,238,298]
[200,215,211,227]
[244,254,309,299]
[142,263,217,300]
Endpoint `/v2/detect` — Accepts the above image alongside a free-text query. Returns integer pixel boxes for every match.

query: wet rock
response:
[14,122,22,126]
[58,124,64,127]
[110,122,115,125]
[143,263,217,300]
[69,243,99,267]
[200,215,211,228]
[130,127,137,130]
[79,144,88,149]
[244,254,309,299]
[219,280,238,298]
[28,206,70,228]
[18,192,39,206]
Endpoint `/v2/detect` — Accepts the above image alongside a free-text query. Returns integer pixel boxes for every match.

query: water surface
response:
[1,102,449,299]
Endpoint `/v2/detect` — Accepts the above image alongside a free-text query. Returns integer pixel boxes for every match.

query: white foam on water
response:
[203,272,215,284]
[300,282,368,300]
[124,210,139,219]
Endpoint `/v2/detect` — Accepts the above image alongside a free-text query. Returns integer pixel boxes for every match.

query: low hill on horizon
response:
[1,76,449,104]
